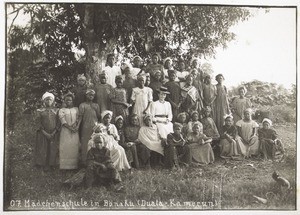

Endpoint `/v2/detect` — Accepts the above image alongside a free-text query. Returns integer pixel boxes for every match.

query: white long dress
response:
[58,107,80,169]
[131,87,153,126]
[150,100,173,139]
[102,65,122,88]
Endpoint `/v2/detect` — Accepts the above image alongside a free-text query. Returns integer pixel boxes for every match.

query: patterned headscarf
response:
[86,89,95,95]
[77,74,87,81]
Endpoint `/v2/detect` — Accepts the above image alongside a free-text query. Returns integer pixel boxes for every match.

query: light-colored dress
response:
[102,65,122,88]
[88,123,131,171]
[132,67,141,80]
[131,87,153,126]
[236,119,260,156]
[186,121,203,134]
[138,124,164,155]
[150,100,173,139]
[213,84,230,134]
[231,97,252,123]
[186,132,214,164]
[58,107,80,169]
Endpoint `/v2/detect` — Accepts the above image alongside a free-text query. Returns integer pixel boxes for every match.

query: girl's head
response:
[215,74,224,84]
[93,134,105,149]
[191,111,199,121]
[133,56,142,68]
[143,114,152,127]
[203,106,212,118]
[115,75,123,88]
[177,112,188,123]
[190,58,200,68]
[224,115,233,126]
[137,75,145,88]
[163,58,172,69]
[178,60,185,71]
[262,118,272,129]
[86,89,95,101]
[124,67,132,78]
[152,53,160,64]
[99,72,108,84]
[238,86,247,97]
[106,54,115,67]
[168,70,177,81]
[63,92,74,108]
[204,75,212,84]
[130,114,139,126]
[244,108,252,120]
[185,74,193,85]
[115,116,124,129]
[42,92,55,107]
[93,123,105,133]
[154,70,162,81]
[77,74,87,86]
[190,69,198,78]
[192,122,203,134]
[101,110,113,125]
[173,123,183,136]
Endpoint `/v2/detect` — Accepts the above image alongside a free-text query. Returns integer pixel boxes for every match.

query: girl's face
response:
[204,110,211,117]
[178,115,187,123]
[174,127,182,136]
[192,113,199,121]
[239,89,246,97]
[263,122,270,129]
[116,119,124,129]
[158,92,166,101]
[131,116,139,126]
[225,118,233,126]
[144,117,152,126]
[116,79,123,88]
[169,72,176,81]
[86,93,95,101]
[44,97,54,107]
[216,76,224,84]
[138,78,145,88]
[100,76,107,84]
[244,111,251,120]
[78,79,86,86]
[154,71,161,81]
[205,76,211,84]
[192,124,201,133]
[107,56,115,67]
[165,60,171,69]
[133,58,141,68]
[125,68,132,78]
[64,96,73,108]
[103,114,112,125]
[152,55,159,64]
[179,62,185,71]
[192,60,199,68]
[186,76,193,85]
[94,137,104,149]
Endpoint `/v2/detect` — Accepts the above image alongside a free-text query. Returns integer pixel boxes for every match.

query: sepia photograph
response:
[4,1,297,212]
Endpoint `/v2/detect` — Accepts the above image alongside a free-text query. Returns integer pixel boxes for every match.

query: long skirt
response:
[260,139,284,161]
[35,130,58,167]
[220,137,245,159]
[164,145,192,168]
[242,136,260,157]
[156,122,173,139]
[188,143,215,164]
[59,127,80,169]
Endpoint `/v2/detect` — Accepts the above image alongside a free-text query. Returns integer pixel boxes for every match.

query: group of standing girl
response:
[35,53,284,184]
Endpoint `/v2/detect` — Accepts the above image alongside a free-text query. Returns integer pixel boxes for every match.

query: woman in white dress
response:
[150,86,173,139]
[58,93,80,169]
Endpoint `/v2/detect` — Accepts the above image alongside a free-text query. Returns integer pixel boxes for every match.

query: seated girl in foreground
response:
[220,115,246,159]
[236,108,260,158]
[186,122,214,164]
[258,118,284,161]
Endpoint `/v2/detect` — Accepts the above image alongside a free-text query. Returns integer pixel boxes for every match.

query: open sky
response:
[7,5,297,89]
[207,7,296,89]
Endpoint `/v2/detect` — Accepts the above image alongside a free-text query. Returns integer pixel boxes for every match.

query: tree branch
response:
[8,9,19,35]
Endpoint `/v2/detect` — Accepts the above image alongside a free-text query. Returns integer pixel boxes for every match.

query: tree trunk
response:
[83,4,116,86]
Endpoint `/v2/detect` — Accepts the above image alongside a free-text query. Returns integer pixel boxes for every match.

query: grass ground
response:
[4,114,296,210]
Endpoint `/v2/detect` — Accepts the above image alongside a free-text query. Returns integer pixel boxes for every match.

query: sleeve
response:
[131,88,136,102]
[271,129,278,140]
[109,88,116,100]
[58,109,67,125]
[111,125,120,141]
[148,88,153,102]
[78,103,85,116]
[167,102,173,122]
[246,98,252,108]
[252,121,259,128]
[236,120,242,127]
[35,109,44,130]
[167,133,174,145]
[86,149,95,166]
[95,104,101,119]
[118,131,126,147]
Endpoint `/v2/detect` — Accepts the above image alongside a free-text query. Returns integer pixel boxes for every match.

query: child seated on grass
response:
[258,118,284,161]
[187,111,202,134]
[85,134,122,188]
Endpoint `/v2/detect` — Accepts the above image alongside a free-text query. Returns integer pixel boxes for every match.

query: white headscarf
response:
[262,118,272,126]
[42,92,55,101]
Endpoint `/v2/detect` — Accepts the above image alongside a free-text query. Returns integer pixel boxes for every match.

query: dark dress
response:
[123,126,140,168]
[35,107,60,167]
[164,133,192,169]
[149,80,163,102]
[73,85,87,107]
[165,81,182,119]
[85,147,121,187]
[94,83,113,112]
[110,87,129,123]
[258,128,284,160]
[123,77,136,102]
